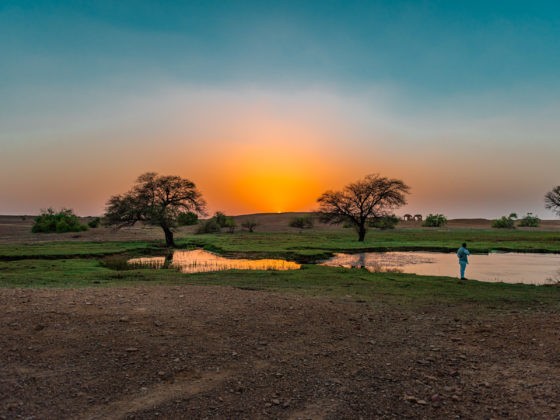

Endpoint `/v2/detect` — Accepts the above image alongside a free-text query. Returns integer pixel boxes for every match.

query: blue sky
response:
[1,1,560,217]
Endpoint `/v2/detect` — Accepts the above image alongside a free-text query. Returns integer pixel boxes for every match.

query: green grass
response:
[184,265,560,308]
[180,229,560,260]
[2,228,559,312]
[1,259,559,311]
[0,241,160,259]
[2,229,558,261]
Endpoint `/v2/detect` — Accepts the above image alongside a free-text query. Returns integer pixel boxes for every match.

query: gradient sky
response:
[1,0,560,218]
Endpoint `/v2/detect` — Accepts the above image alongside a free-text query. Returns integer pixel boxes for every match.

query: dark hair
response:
[462,242,467,247]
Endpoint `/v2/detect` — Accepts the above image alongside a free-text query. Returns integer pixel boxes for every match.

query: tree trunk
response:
[163,252,173,268]
[357,223,367,242]
[161,225,176,248]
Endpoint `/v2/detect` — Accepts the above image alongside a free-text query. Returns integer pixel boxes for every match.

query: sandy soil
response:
[1,286,559,419]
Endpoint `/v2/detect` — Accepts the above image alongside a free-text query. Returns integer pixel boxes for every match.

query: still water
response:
[128,249,301,273]
[321,251,560,285]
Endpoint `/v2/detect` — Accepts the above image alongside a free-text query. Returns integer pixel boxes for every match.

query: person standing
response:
[457,242,470,280]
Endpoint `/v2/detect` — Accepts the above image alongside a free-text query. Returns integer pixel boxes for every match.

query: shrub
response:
[100,255,133,270]
[214,211,228,228]
[518,212,541,227]
[177,211,199,226]
[223,217,237,233]
[241,219,258,232]
[88,217,101,228]
[195,219,221,234]
[492,213,517,229]
[422,214,447,227]
[289,216,314,231]
[369,215,399,230]
[32,208,88,233]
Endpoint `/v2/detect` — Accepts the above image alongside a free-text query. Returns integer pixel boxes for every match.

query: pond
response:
[128,249,301,273]
[320,251,560,285]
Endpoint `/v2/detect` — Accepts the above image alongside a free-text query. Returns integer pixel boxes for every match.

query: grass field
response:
[1,216,560,311]
[1,258,559,310]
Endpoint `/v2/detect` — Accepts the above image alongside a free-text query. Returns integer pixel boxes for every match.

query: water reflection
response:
[321,251,560,285]
[128,249,301,273]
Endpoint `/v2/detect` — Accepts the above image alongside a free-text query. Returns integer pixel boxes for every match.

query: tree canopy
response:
[317,174,409,241]
[545,186,560,216]
[105,172,206,247]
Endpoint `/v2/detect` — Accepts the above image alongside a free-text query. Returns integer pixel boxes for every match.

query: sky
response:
[1,0,560,218]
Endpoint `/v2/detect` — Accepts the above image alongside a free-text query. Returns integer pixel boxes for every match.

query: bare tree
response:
[317,174,410,241]
[545,186,560,216]
[105,172,206,247]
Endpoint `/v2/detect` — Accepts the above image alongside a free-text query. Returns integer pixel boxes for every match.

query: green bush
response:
[369,215,399,230]
[289,216,314,230]
[32,208,88,233]
[241,219,258,232]
[87,217,101,228]
[422,214,447,227]
[195,219,222,234]
[492,213,517,229]
[177,211,199,226]
[518,212,541,227]
[100,255,133,270]
[223,217,237,233]
[214,211,228,228]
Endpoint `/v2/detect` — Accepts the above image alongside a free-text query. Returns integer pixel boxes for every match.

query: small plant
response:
[492,213,517,229]
[369,215,399,230]
[289,216,314,231]
[214,211,229,228]
[87,217,101,228]
[241,219,258,232]
[100,255,133,270]
[195,219,222,234]
[518,212,541,227]
[223,217,237,233]
[32,208,88,233]
[422,214,447,227]
[177,211,199,226]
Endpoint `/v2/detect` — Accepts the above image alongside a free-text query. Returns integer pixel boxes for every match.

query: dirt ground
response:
[2,215,560,418]
[1,286,560,419]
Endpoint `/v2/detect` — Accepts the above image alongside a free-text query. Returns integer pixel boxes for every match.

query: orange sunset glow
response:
[2,2,560,219]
